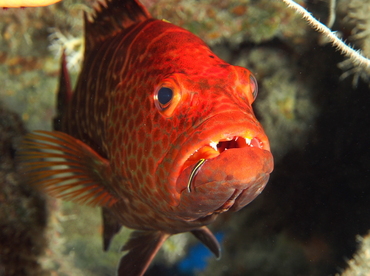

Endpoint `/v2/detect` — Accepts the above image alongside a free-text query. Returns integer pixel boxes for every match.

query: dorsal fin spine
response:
[84,0,152,56]
[54,51,72,131]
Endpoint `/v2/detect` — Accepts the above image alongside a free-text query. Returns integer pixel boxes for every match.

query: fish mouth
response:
[173,127,273,219]
[168,108,275,218]
[182,135,266,172]
[175,126,272,194]
[164,111,273,218]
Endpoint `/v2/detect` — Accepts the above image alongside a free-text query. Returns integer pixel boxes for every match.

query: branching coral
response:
[280,0,370,69]
[338,232,370,276]
[48,28,84,72]
[338,0,370,86]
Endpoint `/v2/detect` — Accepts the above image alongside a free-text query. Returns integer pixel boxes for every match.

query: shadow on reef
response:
[271,48,370,274]
[263,81,370,274]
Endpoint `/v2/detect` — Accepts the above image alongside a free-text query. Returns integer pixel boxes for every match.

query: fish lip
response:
[181,125,270,173]
[182,134,268,171]
[179,146,273,192]
[213,188,244,214]
[171,145,273,220]
[171,112,272,194]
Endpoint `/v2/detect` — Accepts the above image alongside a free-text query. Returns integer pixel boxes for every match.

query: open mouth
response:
[182,135,264,171]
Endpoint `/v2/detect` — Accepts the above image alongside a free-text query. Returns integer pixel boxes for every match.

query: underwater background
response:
[1,0,370,275]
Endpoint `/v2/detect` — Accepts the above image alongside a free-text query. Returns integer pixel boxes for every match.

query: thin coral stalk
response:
[280,0,370,68]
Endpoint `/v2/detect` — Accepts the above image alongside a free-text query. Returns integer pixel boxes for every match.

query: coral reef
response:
[146,0,308,47]
[0,0,94,131]
[343,0,370,58]
[336,0,370,85]
[39,201,129,276]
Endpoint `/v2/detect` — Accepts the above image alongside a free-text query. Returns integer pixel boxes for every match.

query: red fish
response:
[18,0,273,275]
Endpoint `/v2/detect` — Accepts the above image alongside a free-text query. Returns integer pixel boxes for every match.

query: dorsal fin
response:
[54,51,72,131]
[84,0,152,55]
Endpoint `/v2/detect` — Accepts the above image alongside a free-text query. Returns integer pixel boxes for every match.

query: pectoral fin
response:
[118,231,169,276]
[17,130,118,207]
[191,226,221,259]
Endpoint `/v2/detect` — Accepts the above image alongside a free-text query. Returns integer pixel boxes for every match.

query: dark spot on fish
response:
[209,55,214,59]
[225,175,233,181]
[198,79,210,90]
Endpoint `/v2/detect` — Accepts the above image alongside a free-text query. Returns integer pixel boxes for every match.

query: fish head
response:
[134,24,273,222]
[152,62,273,221]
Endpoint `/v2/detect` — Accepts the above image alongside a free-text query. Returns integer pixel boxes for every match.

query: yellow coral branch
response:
[281,0,370,68]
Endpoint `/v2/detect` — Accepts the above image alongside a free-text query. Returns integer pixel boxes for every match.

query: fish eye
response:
[250,74,258,100]
[157,87,173,109]
[154,78,182,117]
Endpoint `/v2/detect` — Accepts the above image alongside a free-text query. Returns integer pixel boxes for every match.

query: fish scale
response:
[17,0,274,275]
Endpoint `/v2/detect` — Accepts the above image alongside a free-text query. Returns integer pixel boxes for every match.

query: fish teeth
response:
[210,141,218,151]
[245,138,252,146]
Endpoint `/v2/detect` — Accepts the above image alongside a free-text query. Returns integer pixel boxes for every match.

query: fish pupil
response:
[157,87,173,107]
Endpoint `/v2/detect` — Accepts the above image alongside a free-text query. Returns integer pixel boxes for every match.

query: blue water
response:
[146,232,224,276]
[177,232,224,275]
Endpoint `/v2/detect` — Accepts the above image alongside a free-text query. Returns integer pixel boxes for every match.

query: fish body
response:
[18,0,273,275]
[0,0,60,8]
